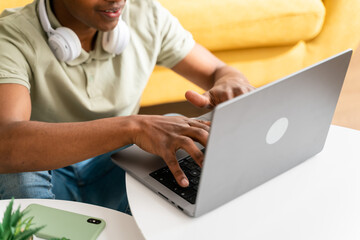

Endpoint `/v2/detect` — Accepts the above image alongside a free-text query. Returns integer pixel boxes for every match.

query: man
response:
[0,0,254,213]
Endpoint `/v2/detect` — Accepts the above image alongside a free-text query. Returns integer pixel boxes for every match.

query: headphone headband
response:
[38,0,54,35]
[37,0,130,62]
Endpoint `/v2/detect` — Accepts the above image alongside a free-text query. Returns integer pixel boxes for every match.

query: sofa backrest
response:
[158,0,326,52]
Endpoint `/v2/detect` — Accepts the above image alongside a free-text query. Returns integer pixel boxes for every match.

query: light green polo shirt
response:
[0,0,195,123]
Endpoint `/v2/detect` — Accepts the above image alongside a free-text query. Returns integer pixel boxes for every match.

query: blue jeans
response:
[0,147,131,214]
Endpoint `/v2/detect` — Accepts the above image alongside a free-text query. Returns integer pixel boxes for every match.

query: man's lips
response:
[99,8,122,19]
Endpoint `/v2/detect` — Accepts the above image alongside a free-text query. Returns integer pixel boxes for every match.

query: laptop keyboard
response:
[150,155,202,204]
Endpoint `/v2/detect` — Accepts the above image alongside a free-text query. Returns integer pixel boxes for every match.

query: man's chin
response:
[97,21,119,32]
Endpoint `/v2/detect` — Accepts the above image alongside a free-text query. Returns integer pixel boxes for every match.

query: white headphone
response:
[38,0,130,62]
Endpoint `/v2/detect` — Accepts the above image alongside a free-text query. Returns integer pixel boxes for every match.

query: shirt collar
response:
[45,0,113,66]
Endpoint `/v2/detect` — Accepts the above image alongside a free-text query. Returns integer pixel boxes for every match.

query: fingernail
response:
[181,178,189,187]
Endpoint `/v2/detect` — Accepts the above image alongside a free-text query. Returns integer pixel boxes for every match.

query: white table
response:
[126,125,360,240]
[0,199,145,240]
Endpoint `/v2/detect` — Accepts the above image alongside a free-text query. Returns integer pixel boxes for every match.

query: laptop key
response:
[186,195,196,204]
[189,169,201,177]
[185,162,198,170]
[190,177,200,185]
[179,188,196,199]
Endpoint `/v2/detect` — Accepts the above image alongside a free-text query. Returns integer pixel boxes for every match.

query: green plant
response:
[0,198,43,240]
[0,199,69,240]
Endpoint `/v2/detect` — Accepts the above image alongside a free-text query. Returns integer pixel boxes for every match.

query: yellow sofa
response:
[142,0,360,106]
[2,0,360,107]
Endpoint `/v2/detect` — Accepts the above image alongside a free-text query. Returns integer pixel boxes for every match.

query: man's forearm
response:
[0,116,136,173]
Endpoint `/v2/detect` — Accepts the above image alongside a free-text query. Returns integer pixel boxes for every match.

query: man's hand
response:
[131,115,210,187]
[185,66,255,109]
[171,44,255,109]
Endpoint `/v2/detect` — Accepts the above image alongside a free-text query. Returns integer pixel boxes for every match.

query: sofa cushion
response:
[0,0,32,10]
[158,0,325,52]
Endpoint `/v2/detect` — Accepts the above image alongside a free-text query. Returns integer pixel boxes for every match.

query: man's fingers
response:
[185,90,211,108]
[179,139,205,168]
[182,126,209,148]
[165,153,189,187]
[188,119,211,132]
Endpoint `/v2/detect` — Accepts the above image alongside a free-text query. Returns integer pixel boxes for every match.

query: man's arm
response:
[0,84,209,187]
[172,43,255,108]
[0,84,136,172]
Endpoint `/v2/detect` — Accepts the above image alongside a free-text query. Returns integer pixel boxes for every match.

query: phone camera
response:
[87,218,101,224]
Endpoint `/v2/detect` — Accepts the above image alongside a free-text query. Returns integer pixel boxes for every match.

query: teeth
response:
[105,9,117,13]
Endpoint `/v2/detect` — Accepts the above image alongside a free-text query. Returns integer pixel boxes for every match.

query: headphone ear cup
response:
[48,27,82,62]
[102,19,130,55]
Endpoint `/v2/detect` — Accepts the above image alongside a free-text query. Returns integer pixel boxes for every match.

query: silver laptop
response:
[112,50,352,217]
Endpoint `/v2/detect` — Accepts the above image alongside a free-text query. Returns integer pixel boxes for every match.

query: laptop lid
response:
[194,49,352,217]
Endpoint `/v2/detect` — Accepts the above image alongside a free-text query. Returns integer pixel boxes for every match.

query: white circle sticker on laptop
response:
[266,117,289,144]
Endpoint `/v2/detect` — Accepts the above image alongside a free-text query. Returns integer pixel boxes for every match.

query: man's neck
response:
[50,0,97,52]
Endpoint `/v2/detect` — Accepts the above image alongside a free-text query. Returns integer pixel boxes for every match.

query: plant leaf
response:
[14,216,31,236]
[0,222,4,236]
[13,226,44,240]
[24,217,34,231]
[2,198,14,231]
[10,207,22,228]
[2,228,13,240]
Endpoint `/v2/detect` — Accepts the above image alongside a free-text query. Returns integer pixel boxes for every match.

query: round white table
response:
[126,125,360,240]
[0,199,145,240]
